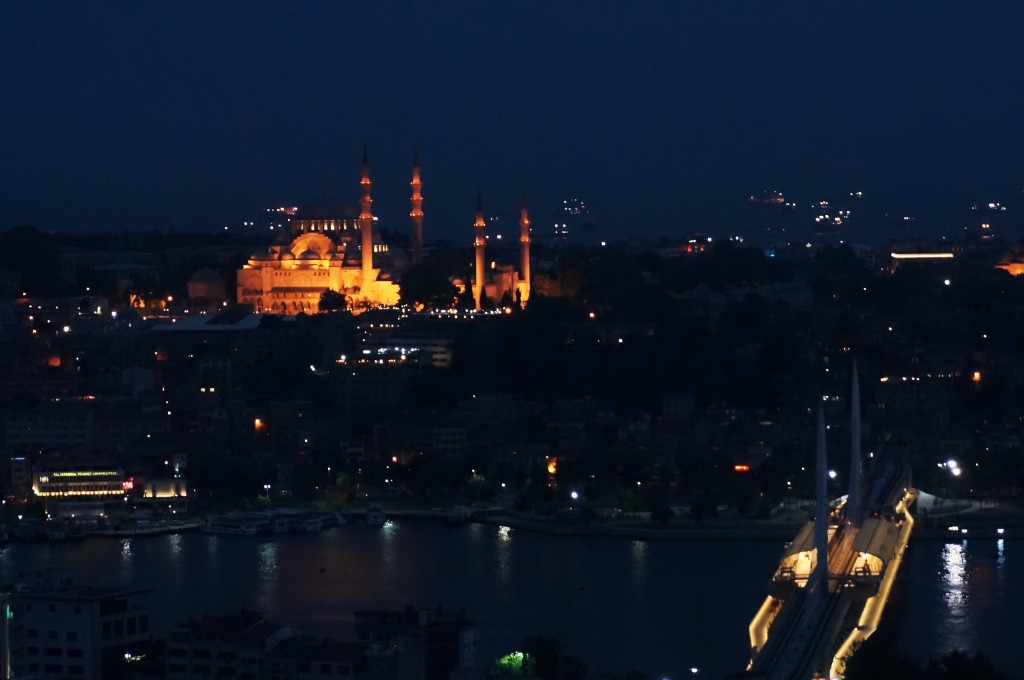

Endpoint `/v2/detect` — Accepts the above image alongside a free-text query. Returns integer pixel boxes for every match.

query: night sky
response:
[3,2,1024,241]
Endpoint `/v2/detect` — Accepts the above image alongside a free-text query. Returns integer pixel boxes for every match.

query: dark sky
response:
[2,2,1024,242]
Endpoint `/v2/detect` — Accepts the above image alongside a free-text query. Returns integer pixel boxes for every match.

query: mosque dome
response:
[189,267,222,285]
[299,248,320,259]
[187,267,226,304]
[280,252,295,260]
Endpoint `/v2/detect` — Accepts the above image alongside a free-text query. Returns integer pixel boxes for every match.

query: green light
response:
[5,605,11,621]
[495,651,529,675]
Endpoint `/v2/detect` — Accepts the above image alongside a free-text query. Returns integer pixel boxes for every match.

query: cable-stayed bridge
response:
[741,366,916,680]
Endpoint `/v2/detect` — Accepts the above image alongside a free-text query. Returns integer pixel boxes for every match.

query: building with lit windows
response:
[32,467,124,498]
[165,610,300,680]
[5,572,151,680]
[30,464,131,519]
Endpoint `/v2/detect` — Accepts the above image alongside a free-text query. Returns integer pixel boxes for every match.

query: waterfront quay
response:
[6,498,1023,544]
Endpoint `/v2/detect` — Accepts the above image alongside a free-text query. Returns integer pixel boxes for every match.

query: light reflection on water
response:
[495,526,512,584]
[631,540,648,594]
[257,542,278,611]
[167,533,182,562]
[380,520,398,579]
[4,525,1015,678]
[120,538,133,562]
[899,537,1016,675]
[257,542,278,579]
[939,541,973,653]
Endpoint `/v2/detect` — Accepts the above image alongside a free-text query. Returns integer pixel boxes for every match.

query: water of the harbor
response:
[0,523,1014,679]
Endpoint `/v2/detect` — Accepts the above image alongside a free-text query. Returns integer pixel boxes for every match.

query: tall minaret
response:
[359,144,375,293]
[410,149,424,265]
[519,192,531,305]
[812,406,830,600]
[473,192,486,311]
[847,361,863,527]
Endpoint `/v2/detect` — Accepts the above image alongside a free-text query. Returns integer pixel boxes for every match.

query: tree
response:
[520,635,587,680]
[319,289,348,312]
[290,461,319,501]
[0,225,64,296]
[923,650,1006,679]
[845,641,1008,679]
[399,263,458,310]
[646,482,674,527]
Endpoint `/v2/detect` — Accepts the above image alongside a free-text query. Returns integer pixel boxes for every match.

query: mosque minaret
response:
[410,149,424,265]
[359,144,375,296]
[237,149,532,314]
[473,192,486,311]
[519,192,531,305]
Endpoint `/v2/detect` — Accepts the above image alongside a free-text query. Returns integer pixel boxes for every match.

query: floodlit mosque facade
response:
[237,148,532,314]
[236,147,409,314]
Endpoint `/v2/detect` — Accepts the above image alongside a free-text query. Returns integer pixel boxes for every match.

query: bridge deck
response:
[747,488,916,679]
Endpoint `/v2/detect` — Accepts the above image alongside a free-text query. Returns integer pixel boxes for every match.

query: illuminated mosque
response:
[236,147,531,314]
[472,192,532,310]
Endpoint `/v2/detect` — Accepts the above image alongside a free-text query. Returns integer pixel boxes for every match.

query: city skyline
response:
[3,2,1024,241]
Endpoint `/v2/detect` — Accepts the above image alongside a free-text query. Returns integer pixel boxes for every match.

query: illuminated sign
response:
[890,252,954,260]
[33,490,124,497]
[50,471,120,478]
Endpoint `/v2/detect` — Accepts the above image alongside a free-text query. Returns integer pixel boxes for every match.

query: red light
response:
[122,477,135,491]
[734,464,750,472]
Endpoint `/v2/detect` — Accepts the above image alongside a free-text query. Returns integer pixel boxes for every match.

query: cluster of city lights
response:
[814,208,851,226]
[939,459,962,477]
